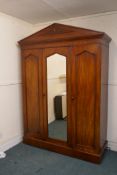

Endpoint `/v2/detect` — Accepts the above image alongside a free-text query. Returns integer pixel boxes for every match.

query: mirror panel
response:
[47,53,67,141]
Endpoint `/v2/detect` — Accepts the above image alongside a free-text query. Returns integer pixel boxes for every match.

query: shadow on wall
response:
[107,40,117,150]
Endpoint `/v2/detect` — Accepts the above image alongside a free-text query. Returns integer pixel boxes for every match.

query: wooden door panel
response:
[22,49,43,137]
[76,51,96,147]
[74,46,99,149]
[25,55,39,132]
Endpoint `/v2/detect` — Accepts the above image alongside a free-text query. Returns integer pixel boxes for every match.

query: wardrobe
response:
[19,23,111,163]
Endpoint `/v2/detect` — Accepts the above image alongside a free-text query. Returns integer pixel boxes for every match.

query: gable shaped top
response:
[19,23,111,45]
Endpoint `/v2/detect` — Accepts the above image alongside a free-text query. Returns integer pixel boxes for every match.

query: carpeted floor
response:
[49,119,67,140]
[0,143,117,175]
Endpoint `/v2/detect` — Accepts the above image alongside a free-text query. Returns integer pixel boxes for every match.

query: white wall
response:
[0,12,33,151]
[33,11,117,151]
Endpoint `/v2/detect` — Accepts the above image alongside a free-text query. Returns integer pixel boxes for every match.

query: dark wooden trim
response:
[19,23,111,46]
[23,136,107,164]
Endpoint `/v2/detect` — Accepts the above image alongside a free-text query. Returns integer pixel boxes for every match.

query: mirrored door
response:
[47,53,67,141]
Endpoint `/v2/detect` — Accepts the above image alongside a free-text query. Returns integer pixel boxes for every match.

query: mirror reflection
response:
[47,54,67,141]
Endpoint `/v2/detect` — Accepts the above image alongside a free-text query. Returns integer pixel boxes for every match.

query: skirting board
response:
[0,136,117,153]
[0,135,23,152]
[48,117,55,124]
[108,141,117,152]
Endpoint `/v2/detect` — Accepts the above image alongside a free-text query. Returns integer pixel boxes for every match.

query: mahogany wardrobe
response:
[19,23,111,163]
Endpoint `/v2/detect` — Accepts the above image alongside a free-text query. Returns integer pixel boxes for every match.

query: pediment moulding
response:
[19,23,111,45]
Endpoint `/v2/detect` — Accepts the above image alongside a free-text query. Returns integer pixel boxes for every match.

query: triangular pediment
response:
[19,23,111,45]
